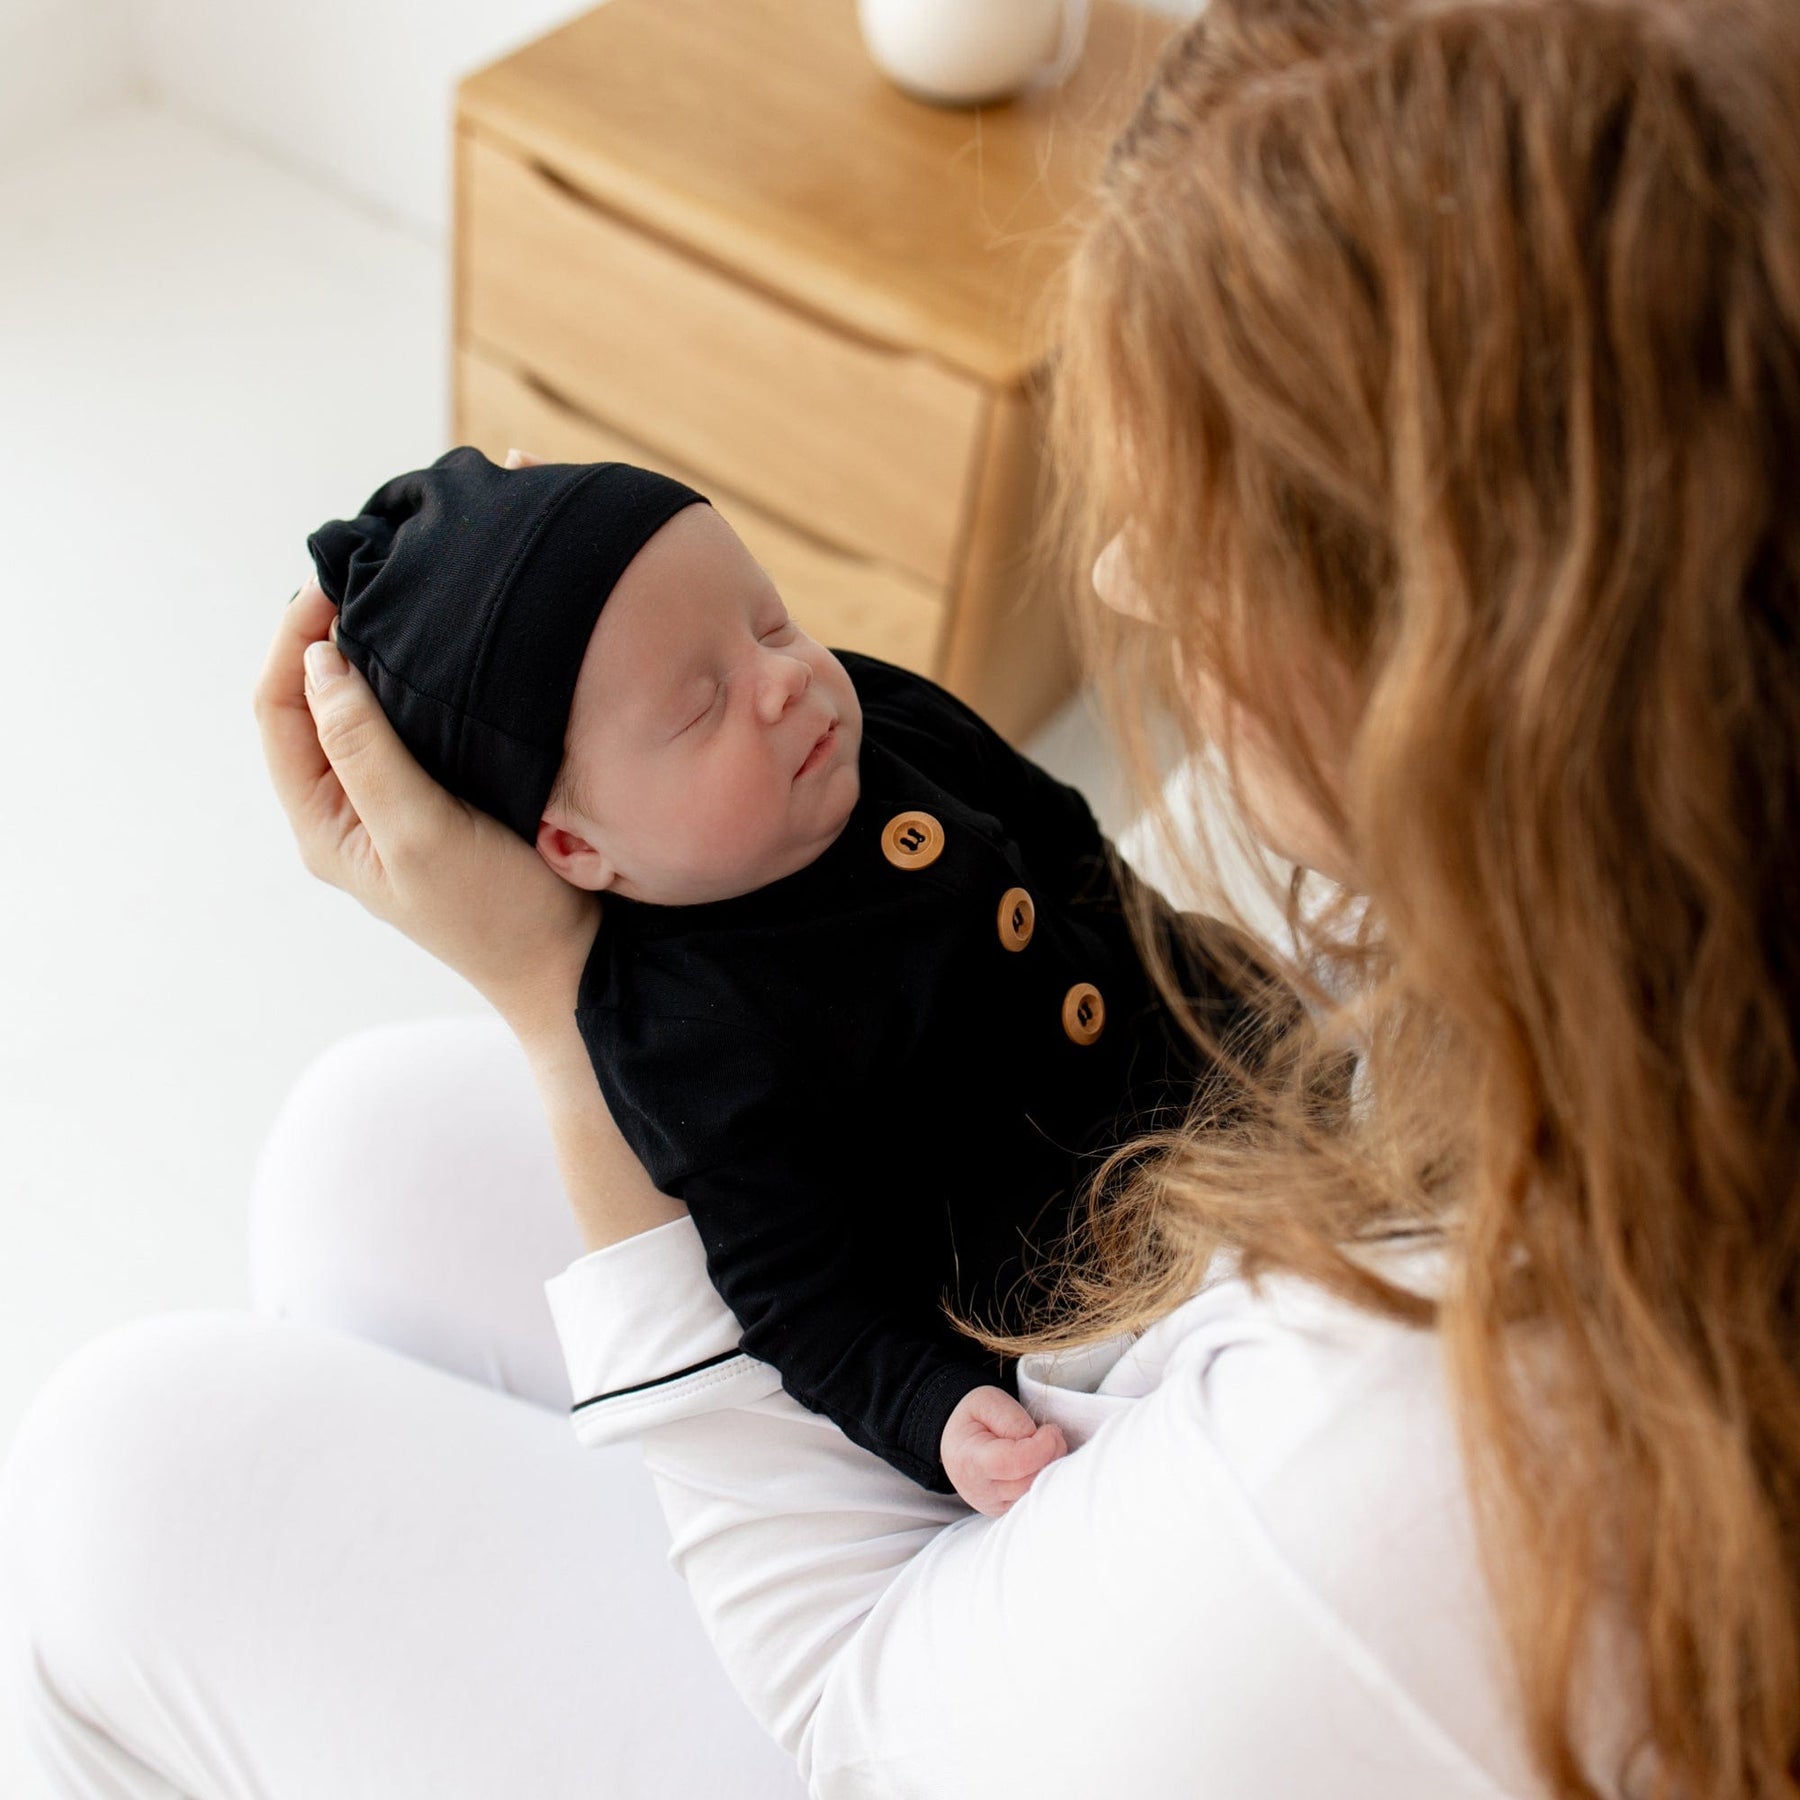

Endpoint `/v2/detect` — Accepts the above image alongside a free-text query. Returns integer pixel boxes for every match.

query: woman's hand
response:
[252,447,598,1039]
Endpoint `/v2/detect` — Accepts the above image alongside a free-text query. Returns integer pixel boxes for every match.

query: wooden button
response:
[880,810,946,870]
[997,886,1035,952]
[1061,981,1105,1045]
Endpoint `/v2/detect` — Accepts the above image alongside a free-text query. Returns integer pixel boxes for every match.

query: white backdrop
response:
[4,0,1205,240]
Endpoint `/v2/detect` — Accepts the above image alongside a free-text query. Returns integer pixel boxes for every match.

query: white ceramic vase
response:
[856,0,1091,107]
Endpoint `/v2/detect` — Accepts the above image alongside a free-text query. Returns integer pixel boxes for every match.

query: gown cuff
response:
[543,1214,782,1448]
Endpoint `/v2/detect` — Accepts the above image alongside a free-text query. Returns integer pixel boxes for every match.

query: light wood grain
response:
[938,379,1076,743]
[461,130,983,591]
[456,0,1177,387]
[455,340,949,678]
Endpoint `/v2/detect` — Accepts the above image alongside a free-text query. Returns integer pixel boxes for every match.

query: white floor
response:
[0,95,1144,1797]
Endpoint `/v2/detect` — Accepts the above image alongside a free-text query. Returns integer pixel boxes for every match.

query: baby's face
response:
[539,502,863,905]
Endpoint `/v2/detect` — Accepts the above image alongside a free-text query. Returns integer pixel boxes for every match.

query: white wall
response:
[125,0,594,240]
[0,0,136,162]
[120,0,1205,244]
[5,1,1207,241]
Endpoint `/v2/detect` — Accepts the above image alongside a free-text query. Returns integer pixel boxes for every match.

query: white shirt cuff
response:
[543,1214,783,1449]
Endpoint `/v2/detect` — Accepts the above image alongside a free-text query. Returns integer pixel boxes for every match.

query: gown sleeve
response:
[571,1007,1009,1492]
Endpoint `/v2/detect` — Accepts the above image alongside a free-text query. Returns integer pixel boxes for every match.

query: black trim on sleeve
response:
[570,1348,744,1413]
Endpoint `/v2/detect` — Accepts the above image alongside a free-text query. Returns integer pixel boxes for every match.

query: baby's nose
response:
[762,656,809,714]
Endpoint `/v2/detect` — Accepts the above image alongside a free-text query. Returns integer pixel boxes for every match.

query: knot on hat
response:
[304,445,709,843]
[306,510,397,617]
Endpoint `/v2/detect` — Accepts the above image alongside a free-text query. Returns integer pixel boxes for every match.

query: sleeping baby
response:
[304,445,1280,1513]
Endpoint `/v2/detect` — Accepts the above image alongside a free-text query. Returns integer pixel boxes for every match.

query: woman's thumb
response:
[303,633,382,768]
[303,636,348,690]
[303,627,434,844]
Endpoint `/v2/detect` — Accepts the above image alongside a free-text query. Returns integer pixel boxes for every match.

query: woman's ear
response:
[535,818,616,892]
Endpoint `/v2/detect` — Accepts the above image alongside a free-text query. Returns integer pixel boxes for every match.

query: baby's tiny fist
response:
[941,1385,1070,1517]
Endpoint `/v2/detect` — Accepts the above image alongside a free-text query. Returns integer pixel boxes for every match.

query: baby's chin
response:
[810,743,860,826]
[727,777,865,900]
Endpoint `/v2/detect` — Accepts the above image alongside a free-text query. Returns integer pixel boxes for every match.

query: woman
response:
[4,0,1797,1793]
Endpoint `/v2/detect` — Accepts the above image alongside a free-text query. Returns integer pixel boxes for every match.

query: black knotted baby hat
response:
[305,445,709,842]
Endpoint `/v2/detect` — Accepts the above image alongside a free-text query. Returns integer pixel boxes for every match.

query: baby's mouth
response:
[794,722,837,781]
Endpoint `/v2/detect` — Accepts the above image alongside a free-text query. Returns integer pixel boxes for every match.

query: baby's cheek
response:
[686,768,781,878]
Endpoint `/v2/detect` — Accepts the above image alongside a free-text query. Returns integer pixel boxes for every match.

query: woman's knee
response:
[0,1311,809,1800]
[2,1312,256,1613]
[246,1013,552,1313]
[0,1312,279,1770]
[245,1014,584,1406]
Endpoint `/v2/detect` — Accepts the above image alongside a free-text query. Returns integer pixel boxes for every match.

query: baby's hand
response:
[941,1385,1068,1516]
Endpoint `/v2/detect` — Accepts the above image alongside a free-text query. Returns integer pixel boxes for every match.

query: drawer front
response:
[459,129,985,590]
[455,341,949,678]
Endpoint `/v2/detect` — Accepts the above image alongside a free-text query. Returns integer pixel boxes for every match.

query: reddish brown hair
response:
[973,2,1800,1793]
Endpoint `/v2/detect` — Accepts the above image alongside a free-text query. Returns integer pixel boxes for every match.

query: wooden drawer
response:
[458,128,986,590]
[456,340,949,677]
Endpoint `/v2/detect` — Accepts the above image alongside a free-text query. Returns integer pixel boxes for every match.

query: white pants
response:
[0,1013,1609,1800]
[0,1014,809,1799]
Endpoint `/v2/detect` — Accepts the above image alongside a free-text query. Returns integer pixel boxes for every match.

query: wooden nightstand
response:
[452,0,1174,742]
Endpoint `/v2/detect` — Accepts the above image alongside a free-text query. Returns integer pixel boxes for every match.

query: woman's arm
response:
[253,550,686,1256]
[514,1009,686,1252]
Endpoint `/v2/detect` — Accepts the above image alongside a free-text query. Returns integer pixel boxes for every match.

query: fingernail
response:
[305,639,346,686]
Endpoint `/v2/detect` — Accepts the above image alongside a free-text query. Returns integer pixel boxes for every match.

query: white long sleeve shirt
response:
[544,1215,1643,1799]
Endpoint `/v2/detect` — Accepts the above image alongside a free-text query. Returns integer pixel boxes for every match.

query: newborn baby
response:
[306,446,1274,1511]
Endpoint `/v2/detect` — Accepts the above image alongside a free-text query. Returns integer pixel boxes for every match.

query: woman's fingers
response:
[253,574,453,910]
[503,446,545,469]
[253,579,351,877]
[299,622,461,894]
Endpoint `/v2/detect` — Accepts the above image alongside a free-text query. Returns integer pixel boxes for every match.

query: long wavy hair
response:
[963,1,1800,1793]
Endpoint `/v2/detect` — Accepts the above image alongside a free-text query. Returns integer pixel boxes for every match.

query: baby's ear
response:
[535,816,613,892]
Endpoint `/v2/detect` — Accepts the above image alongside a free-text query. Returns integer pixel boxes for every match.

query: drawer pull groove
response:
[520,153,898,361]
[494,345,932,579]
[462,131,982,588]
